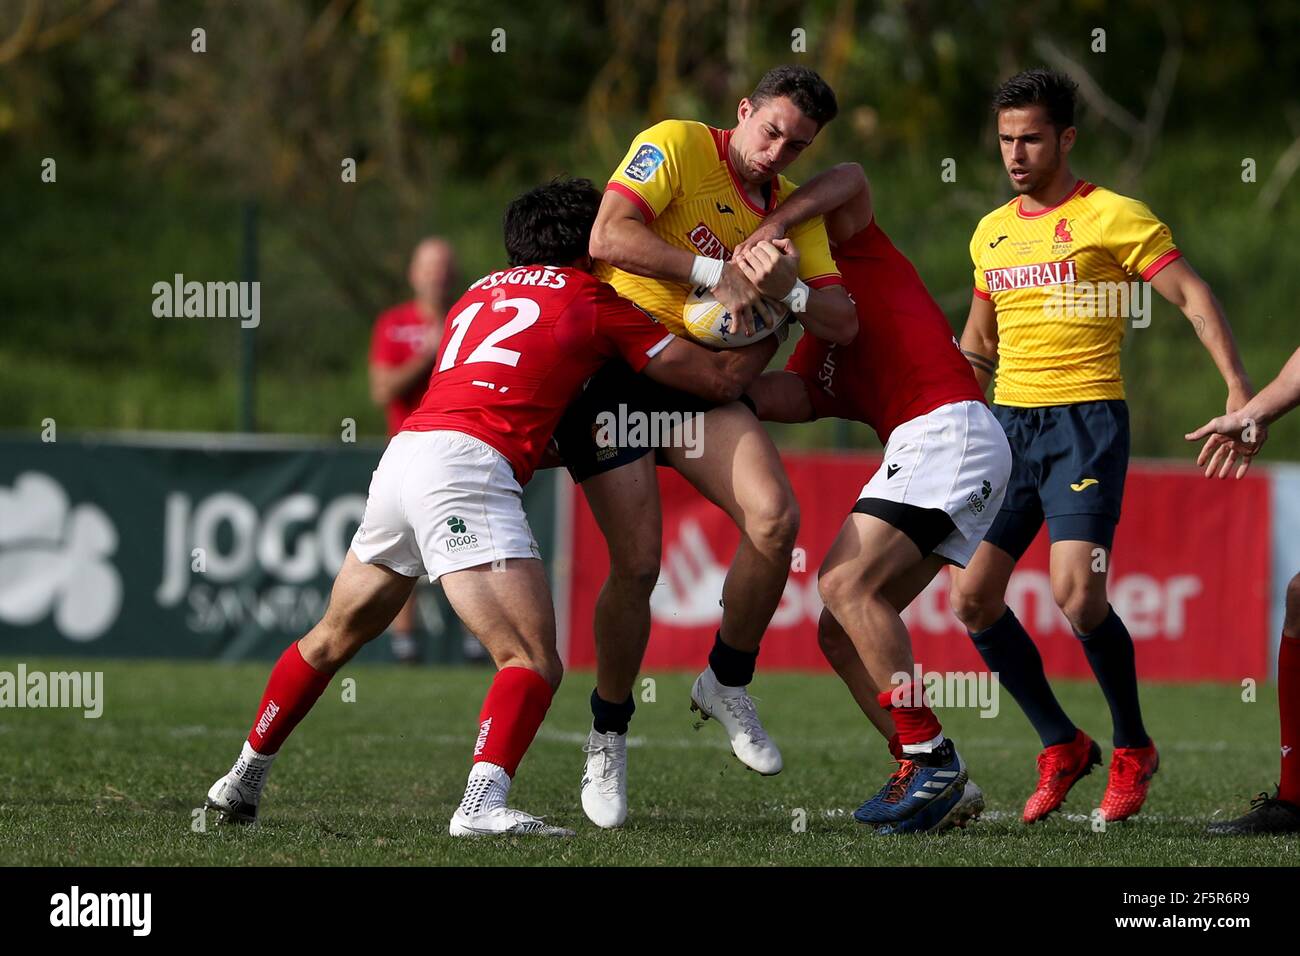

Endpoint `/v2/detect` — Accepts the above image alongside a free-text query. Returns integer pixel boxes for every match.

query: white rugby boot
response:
[449,806,576,837]
[448,760,574,838]
[205,741,274,824]
[690,668,783,775]
[580,726,629,828]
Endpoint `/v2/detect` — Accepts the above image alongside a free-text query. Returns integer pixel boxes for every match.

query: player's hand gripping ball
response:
[681,287,790,348]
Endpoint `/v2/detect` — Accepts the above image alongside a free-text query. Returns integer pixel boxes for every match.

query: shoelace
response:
[1248,790,1276,811]
[582,738,627,794]
[722,693,767,742]
[884,761,918,804]
[1109,750,1145,786]
[1036,746,1076,787]
[232,756,269,792]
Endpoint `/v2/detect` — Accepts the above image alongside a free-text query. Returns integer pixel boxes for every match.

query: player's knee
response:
[948,582,1001,633]
[743,489,799,555]
[1055,584,1108,635]
[607,548,662,600]
[818,564,881,617]
[816,564,849,614]
[1284,572,1300,638]
[308,607,371,669]
[538,656,564,691]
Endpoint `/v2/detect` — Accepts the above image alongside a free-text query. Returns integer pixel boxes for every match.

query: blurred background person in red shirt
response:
[368,237,455,663]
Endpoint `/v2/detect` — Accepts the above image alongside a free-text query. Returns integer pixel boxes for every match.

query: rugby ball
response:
[682,286,790,348]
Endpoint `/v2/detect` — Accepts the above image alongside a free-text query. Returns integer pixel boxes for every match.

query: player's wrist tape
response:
[782,278,810,313]
[690,255,725,291]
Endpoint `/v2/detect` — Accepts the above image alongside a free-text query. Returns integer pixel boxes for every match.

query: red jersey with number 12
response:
[786,221,986,445]
[401,265,674,484]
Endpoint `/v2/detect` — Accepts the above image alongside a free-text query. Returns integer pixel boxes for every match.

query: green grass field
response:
[1,657,1295,866]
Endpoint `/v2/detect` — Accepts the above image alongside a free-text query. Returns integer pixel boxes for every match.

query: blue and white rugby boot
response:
[854,739,969,835]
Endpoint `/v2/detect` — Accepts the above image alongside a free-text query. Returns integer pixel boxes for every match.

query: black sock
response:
[970,608,1076,747]
[590,688,635,735]
[1076,606,1149,749]
[708,631,757,687]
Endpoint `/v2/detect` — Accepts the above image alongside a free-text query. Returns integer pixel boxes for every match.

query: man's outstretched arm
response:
[1186,345,1300,478]
[735,162,874,256]
[641,335,780,404]
[746,370,815,424]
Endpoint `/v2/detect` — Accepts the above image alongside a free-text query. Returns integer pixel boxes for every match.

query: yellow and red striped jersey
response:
[970,180,1181,406]
[599,119,842,337]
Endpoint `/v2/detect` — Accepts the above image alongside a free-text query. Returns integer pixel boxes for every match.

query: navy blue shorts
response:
[983,399,1129,559]
[551,360,720,484]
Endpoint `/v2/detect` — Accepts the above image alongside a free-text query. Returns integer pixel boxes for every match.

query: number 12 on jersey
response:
[438,297,540,372]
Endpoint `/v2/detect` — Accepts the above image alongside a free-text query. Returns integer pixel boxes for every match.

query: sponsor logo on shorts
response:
[590,422,620,462]
[624,144,665,183]
[1070,478,1099,492]
[966,480,992,516]
[886,464,901,479]
[445,515,479,553]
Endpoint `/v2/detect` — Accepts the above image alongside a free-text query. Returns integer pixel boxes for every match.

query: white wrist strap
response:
[782,278,810,313]
[689,255,725,291]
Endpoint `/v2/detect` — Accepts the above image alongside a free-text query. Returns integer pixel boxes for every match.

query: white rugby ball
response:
[682,286,790,348]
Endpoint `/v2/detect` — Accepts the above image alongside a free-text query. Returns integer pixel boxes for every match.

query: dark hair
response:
[503,177,601,267]
[749,64,838,129]
[992,68,1078,132]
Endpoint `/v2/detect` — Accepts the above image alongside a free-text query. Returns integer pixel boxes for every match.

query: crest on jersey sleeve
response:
[624,144,666,183]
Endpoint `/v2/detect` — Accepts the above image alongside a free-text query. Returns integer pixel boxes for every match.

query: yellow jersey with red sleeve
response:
[970,180,1182,407]
[597,119,842,337]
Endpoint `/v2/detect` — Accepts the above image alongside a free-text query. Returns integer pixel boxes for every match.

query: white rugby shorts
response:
[855,400,1012,567]
[350,430,540,580]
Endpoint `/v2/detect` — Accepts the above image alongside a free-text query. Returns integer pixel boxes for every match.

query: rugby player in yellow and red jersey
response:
[949,69,1257,824]
[554,65,857,828]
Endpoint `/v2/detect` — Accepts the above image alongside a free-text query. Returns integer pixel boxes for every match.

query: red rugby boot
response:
[1023,729,1102,823]
[1100,741,1159,822]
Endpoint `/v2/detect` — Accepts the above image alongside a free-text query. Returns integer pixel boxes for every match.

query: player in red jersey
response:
[1187,346,1300,835]
[203,179,777,837]
[740,162,1010,833]
[369,237,456,663]
[370,239,457,437]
